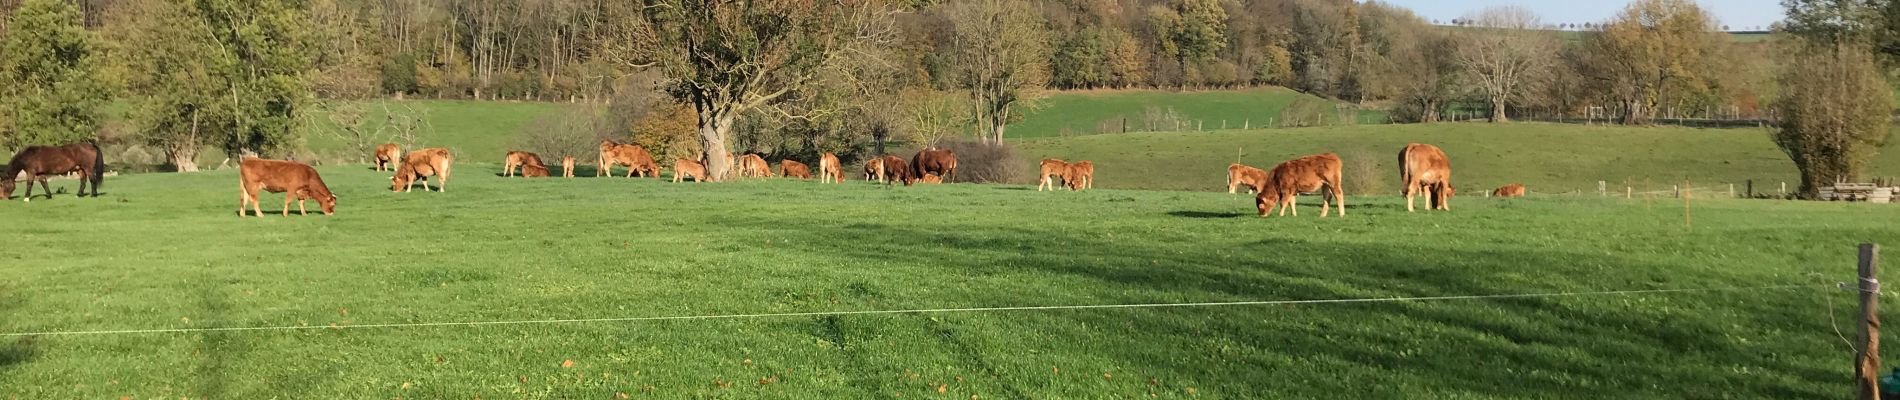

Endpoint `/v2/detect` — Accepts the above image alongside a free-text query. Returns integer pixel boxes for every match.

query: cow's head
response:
[0,176,12,200]
[1255,192,1278,217]
[317,193,338,215]
[390,174,410,192]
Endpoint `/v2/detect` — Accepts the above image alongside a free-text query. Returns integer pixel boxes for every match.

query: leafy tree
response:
[0,0,107,150]
[1580,0,1728,124]
[110,0,222,171]
[193,0,316,157]
[1151,0,1226,89]
[946,0,1049,144]
[1772,40,1892,197]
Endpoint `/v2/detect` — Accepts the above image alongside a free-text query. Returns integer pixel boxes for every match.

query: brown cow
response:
[3,143,104,200]
[522,164,550,178]
[502,151,545,177]
[1255,153,1345,218]
[1064,160,1095,191]
[920,173,943,184]
[598,140,661,178]
[1227,163,1269,194]
[819,152,843,183]
[1399,143,1453,212]
[864,157,886,182]
[739,154,770,178]
[912,149,958,183]
[238,158,336,217]
[392,148,453,192]
[780,159,812,179]
[374,143,402,172]
[562,157,576,178]
[1492,183,1525,198]
[673,159,707,182]
[880,155,915,186]
[1037,159,1068,192]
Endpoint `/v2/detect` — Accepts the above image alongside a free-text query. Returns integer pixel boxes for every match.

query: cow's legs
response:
[282,193,294,216]
[1404,181,1418,212]
[298,198,308,215]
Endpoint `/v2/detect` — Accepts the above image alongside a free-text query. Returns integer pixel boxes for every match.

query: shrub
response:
[1278,96,1334,128]
[933,139,1021,184]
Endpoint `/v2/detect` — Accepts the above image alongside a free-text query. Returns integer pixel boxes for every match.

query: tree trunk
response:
[699,113,735,181]
[169,147,199,172]
[1489,96,1509,123]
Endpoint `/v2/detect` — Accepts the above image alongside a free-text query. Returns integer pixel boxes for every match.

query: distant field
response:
[1015,122,1900,194]
[299,99,568,162]
[1010,88,1386,139]
[0,166,1892,398]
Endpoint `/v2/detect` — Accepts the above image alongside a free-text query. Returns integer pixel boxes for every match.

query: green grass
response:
[1015,122,1900,193]
[0,166,1893,398]
[1010,88,1386,139]
[299,100,568,161]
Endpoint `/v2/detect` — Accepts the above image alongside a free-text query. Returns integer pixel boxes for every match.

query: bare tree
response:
[947,0,1050,144]
[1453,6,1556,122]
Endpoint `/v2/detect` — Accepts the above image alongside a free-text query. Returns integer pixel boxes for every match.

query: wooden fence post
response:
[1748,180,1754,198]
[1857,243,1882,400]
[1599,181,1606,197]
[1674,185,1681,199]
[1729,184,1735,198]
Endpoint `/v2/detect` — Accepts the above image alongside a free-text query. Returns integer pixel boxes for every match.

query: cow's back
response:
[1400,144,1449,183]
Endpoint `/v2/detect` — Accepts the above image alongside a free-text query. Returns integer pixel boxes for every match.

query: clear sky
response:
[1370,0,1785,31]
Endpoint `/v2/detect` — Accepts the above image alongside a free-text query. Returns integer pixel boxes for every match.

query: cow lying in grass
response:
[1227,163,1268,194]
[522,164,550,178]
[1065,160,1095,191]
[1399,143,1453,211]
[503,151,545,177]
[238,158,336,217]
[374,143,402,172]
[392,148,453,192]
[1492,183,1525,198]
[781,159,812,179]
[1038,159,1068,191]
[1256,153,1344,218]
[820,152,843,183]
[920,173,943,184]
[673,159,707,182]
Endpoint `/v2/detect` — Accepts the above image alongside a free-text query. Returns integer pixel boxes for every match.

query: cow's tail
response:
[87,142,105,192]
[1396,146,1411,193]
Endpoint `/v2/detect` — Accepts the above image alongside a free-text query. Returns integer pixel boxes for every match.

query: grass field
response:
[0,166,1893,398]
[1010,88,1386,139]
[1015,122,1900,193]
[299,100,568,162]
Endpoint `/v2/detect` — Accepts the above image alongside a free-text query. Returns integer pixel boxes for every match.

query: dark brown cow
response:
[3,143,104,200]
[739,154,770,178]
[392,148,453,192]
[912,149,958,183]
[598,140,660,178]
[238,158,336,217]
[864,157,886,182]
[780,159,812,179]
[1037,159,1068,192]
[1064,160,1095,191]
[819,152,843,183]
[673,159,707,182]
[880,155,915,186]
[1255,153,1345,218]
[503,151,546,177]
[374,143,402,172]
[1492,183,1525,198]
[1227,163,1269,194]
[1399,143,1453,212]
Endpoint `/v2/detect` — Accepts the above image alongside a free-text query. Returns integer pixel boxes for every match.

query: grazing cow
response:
[502,151,546,177]
[238,158,336,217]
[780,159,812,179]
[1399,143,1454,212]
[920,173,943,184]
[673,159,708,182]
[374,143,402,172]
[912,149,958,183]
[3,143,104,200]
[1227,163,1269,194]
[1492,183,1525,198]
[562,157,576,178]
[1255,153,1345,218]
[598,140,661,178]
[880,155,915,186]
[1065,160,1095,191]
[739,154,770,178]
[864,157,886,182]
[819,152,843,183]
[392,148,453,192]
[522,164,550,178]
[1037,159,1068,192]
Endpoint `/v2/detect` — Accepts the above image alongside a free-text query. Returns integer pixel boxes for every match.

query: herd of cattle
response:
[1,139,1527,218]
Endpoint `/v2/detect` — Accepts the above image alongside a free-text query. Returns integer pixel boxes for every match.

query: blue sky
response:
[1371,0,1785,31]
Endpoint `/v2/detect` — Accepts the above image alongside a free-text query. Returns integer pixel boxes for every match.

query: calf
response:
[864,157,886,182]
[392,148,453,192]
[1491,183,1525,198]
[562,157,576,178]
[1255,153,1345,218]
[1037,159,1068,192]
[1065,160,1095,191]
[1227,163,1269,194]
[673,159,707,182]
[781,159,813,179]
[522,164,550,178]
[739,154,770,178]
[881,155,915,186]
[919,173,943,184]
[1399,143,1453,211]
[238,158,336,217]
[503,151,545,177]
[374,143,402,172]
[819,152,843,183]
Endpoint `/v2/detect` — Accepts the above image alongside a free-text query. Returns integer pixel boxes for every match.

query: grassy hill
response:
[299,100,568,162]
[1015,122,1900,194]
[1010,87,1385,139]
[0,167,1892,398]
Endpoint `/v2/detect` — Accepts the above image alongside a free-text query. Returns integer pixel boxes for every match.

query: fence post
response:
[1598,181,1606,197]
[1782,182,1788,195]
[1856,243,1882,400]
[1244,119,1250,130]
[1729,184,1735,198]
[1122,118,1127,133]
[1674,185,1680,199]
[1747,180,1754,198]
[1626,187,1632,199]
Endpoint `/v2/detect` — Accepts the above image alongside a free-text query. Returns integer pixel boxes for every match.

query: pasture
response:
[0,164,1893,398]
[1010,87,1386,139]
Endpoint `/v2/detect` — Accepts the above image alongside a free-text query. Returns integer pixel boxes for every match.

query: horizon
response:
[1372,0,1785,31]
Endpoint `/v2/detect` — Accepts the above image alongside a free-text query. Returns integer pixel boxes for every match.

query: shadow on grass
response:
[193,274,246,398]
[1167,210,1247,219]
[0,287,32,370]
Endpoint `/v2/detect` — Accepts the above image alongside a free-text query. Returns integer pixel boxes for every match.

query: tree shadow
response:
[0,288,32,370]
[1167,210,1246,219]
[192,274,245,398]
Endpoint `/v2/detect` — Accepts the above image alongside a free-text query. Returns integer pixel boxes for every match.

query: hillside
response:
[1014,122,1900,194]
[1010,87,1385,139]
